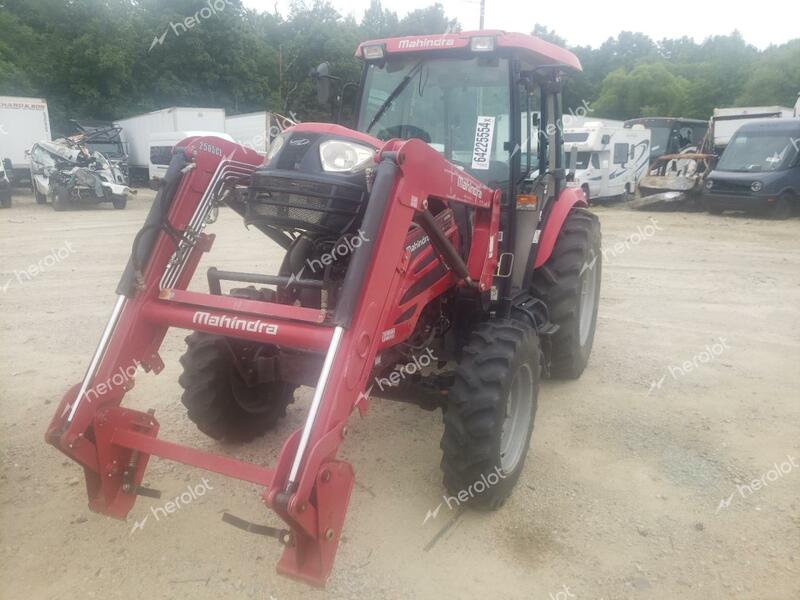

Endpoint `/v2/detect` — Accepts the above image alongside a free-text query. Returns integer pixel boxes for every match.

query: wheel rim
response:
[500,363,534,473]
[579,253,599,346]
[230,374,274,414]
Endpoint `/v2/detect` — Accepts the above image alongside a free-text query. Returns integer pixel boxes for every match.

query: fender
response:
[534,186,588,268]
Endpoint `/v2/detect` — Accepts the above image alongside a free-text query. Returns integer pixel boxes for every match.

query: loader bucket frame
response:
[46,133,500,586]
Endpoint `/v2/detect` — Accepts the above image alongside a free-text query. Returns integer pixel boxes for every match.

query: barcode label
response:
[471,116,495,170]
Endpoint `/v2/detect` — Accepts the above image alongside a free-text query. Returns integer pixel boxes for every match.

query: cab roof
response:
[355,30,582,72]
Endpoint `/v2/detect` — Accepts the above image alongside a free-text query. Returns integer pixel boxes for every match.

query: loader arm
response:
[46,135,500,586]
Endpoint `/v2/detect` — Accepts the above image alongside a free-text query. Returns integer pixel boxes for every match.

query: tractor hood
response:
[245,124,380,236]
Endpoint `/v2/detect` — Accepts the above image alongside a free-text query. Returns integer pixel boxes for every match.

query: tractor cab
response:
[351,30,581,197]
[312,30,584,306]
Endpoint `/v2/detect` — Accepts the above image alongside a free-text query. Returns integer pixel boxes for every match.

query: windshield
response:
[716,129,800,172]
[648,127,671,158]
[357,56,513,185]
[87,142,125,157]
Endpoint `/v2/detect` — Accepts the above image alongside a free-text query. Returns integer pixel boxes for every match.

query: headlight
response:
[705,179,714,190]
[266,133,287,162]
[319,140,374,173]
[750,181,763,192]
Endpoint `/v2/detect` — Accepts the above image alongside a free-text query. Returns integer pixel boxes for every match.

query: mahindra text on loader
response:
[46,30,601,587]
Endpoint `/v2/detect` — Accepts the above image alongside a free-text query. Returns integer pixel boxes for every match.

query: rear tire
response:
[178,332,295,442]
[531,208,601,379]
[440,319,540,510]
[34,189,47,205]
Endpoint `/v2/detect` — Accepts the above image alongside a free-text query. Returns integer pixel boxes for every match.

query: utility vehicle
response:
[47,30,601,586]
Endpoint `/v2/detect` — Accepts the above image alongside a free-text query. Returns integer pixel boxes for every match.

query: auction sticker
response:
[471,115,495,170]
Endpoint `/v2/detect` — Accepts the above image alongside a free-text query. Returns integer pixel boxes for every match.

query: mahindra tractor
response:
[46,30,601,586]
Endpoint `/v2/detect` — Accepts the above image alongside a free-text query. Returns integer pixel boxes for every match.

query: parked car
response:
[703,118,800,219]
[30,137,134,210]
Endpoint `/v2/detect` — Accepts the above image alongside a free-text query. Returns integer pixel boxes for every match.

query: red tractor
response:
[47,30,600,586]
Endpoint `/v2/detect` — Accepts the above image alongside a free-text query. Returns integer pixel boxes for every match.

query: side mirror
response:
[310,62,332,106]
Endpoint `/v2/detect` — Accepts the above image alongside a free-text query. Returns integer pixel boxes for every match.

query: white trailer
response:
[711,105,794,150]
[115,107,226,183]
[0,96,52,183]
[225,111,268,154]
[564,122,651,201]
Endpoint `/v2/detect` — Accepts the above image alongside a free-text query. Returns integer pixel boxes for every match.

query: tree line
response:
[1,0,797,135]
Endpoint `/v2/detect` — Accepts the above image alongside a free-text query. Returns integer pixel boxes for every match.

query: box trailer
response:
[115,107,226,183]
[225,112,268,155]
[711,106,793,151]
[0,96,52,184]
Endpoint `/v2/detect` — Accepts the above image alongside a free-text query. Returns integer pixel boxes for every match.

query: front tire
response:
[440,319,540,510]
[111,195,127,210]
[178,332,295,442]
[531,208,601,379]
[768,193,793,220]
[52,186,70,211]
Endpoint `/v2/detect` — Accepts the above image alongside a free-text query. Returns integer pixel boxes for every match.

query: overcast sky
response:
[242,0,797,49]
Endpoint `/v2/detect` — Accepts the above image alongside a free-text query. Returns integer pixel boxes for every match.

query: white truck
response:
[563,122,651,202]
[115,107,226,184]
[0,96,52,185]
[148,131,234,186]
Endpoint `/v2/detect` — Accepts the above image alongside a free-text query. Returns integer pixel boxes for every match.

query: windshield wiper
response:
[365,60,425,135]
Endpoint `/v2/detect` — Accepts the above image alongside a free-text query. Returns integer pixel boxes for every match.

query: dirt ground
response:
[1,189,798,600]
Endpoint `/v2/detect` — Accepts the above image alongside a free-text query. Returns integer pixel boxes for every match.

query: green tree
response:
[593,63,690,119]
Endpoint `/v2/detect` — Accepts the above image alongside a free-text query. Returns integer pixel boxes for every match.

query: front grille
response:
[709,180,750,195]
[246,172,366,235]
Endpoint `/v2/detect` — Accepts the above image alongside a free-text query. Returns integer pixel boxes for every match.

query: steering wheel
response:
[376,124,432,143]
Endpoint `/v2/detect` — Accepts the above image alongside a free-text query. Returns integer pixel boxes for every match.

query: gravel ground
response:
[1,189,798,600]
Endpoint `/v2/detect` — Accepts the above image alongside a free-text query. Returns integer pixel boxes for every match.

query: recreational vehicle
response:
[624,117,706,162]
[564,122,651,201]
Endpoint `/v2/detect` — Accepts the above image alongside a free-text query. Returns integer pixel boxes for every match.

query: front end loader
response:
[46,30,601,586]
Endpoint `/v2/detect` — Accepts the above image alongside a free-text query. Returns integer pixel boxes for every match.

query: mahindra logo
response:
[192,311,278,335]
[289,138,311,146]
[398,38,456,50]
